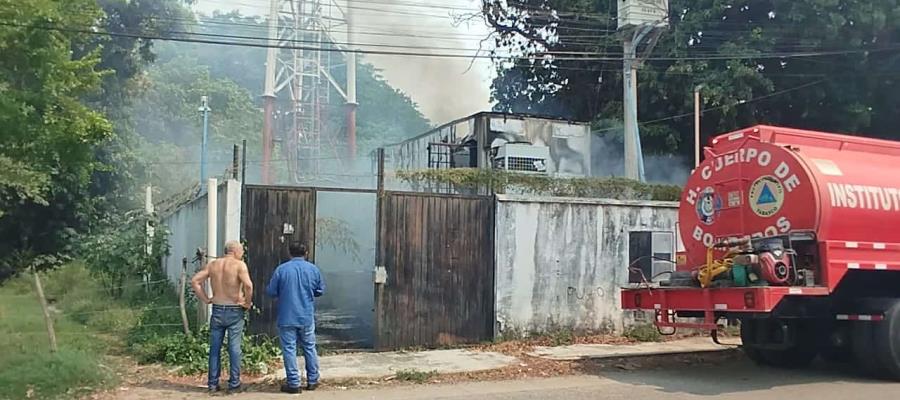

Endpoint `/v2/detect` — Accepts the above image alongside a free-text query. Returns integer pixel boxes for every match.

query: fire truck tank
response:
[680,125,900,271]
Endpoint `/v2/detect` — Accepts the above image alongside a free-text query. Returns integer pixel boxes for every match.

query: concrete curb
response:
[532,346,735,361]
[527,338,741,361]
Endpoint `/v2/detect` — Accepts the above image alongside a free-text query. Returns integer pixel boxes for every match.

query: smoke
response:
[314,190,377,348]
[353,0,495,123]
[591,129,690,186]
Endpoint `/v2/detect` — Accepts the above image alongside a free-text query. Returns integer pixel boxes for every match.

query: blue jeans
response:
[279,324,319,388]
[208,305,245,390]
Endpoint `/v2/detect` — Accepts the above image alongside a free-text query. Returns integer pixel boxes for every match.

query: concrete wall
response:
[494,194,678,338]
[160,179,242,284]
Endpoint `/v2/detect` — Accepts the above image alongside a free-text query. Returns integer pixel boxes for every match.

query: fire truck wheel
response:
[741,318,816,368]
[872,299,900,380]
[740,320,768,365]
[819,346,852,363]
[852,319,886,378]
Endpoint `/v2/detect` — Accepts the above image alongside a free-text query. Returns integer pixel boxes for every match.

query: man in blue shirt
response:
[266,242,325,394]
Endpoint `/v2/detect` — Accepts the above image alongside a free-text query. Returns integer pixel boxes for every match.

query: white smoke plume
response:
[352,0,495,123]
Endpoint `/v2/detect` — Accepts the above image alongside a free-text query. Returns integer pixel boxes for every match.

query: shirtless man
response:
[191,240,253,394]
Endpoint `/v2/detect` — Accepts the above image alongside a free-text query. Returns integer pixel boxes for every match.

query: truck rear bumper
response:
[621,286,830,329]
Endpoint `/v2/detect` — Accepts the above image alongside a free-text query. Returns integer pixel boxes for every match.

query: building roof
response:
[383,111,591,149]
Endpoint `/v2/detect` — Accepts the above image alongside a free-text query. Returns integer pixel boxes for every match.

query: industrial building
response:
[383,112,593,176]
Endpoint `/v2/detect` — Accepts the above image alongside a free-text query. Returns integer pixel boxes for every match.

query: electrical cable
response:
[8,20,899,62]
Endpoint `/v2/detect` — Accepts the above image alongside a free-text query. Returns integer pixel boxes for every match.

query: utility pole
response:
[618,0,668,182]
[622,35,640,181]
[694,85,703,168]
[346,0,358,160]
[622,26,654,182]
[261,0,279,185]
[199,96,211,189]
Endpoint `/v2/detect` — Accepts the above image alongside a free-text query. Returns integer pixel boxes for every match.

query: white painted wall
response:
[494,194,678,338]
[160,180,242,284]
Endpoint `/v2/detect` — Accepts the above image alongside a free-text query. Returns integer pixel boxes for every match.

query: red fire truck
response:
[621,125,900,378]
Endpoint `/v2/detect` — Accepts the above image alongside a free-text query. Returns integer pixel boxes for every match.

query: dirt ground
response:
[89,333,739,399]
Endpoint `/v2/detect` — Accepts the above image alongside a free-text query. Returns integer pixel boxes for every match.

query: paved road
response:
[115,357,900,400]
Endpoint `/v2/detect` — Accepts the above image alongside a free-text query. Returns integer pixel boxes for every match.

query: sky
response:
[193,0,496,124]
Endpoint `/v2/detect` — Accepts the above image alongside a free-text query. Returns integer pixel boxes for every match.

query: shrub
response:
[624,324,663,342]
[396,169,682,201]
[131,324,280,375]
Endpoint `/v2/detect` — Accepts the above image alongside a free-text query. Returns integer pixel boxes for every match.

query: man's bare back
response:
[192,242,253,308]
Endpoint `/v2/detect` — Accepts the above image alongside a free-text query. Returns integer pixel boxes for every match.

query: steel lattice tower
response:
[262,0,357,184]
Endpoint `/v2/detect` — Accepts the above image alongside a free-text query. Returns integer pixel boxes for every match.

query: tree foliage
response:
[482,0,900,160]
[88,0,195,110]
[129,54,263,198]
[0,0,114,277]
[78,212,169,298]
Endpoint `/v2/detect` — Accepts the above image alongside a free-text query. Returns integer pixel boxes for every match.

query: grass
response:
[394,369,439,383]
[0,267,120,400]
[623,324,663,342]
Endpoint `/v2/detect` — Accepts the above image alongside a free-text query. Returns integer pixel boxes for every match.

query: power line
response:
[593,79,828,134]
[204,0,620,20]
[5,20,898,62]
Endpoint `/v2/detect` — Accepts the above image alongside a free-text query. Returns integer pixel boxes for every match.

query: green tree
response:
[0,0,113,277]
[77,0,195,203]
[482,0,900,160]
[129,55,263,198]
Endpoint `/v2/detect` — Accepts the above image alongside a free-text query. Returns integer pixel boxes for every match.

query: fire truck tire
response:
[740,320,768,365]
[819,346,852,363]
[852,320,886,377]
[819,323,852,363]
[741,345,768,365]
[741,319,816,368]
[872,299,900,380]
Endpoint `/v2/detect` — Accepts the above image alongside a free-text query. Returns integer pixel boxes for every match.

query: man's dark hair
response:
[289,242,308,258]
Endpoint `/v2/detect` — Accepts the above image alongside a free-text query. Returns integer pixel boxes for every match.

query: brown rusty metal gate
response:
[375,191,495,350]
[242,185,316,337]
[242,184,496,349]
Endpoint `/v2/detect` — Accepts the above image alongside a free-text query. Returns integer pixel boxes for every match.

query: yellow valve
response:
[698,247,734,288]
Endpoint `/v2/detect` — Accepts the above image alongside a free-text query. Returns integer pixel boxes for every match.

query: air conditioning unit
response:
[618,0,669,29]
[493,143,550,173]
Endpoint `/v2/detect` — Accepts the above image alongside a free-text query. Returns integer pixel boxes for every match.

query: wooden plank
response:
[244,186,316,336]
[375,192,495,349]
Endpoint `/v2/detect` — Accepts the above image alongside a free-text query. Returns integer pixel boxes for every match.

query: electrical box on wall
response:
[617,0,669,29]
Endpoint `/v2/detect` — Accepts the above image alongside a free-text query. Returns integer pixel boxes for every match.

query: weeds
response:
[624,324,663,342]
[548,330,575,346]
[394,369,439,383]
[130,322,281,375]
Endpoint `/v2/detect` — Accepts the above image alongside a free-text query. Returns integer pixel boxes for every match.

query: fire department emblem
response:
[749,175,785,217]
[696,188,721,225]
